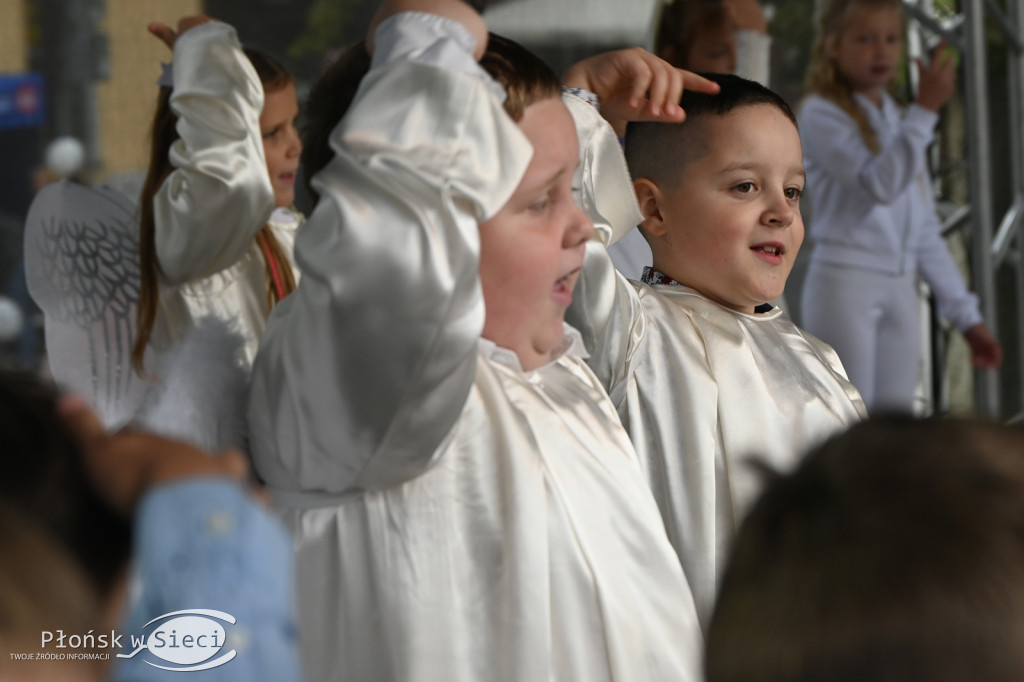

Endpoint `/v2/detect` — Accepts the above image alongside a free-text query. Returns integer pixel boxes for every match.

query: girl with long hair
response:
[132,16,301,375]
[798,0,1000,412]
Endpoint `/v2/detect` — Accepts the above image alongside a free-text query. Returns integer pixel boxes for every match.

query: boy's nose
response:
[287,127,302,157]
[564,201,594,247]
[764,195,794,228]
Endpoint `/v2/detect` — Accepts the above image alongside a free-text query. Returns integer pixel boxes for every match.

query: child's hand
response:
[367,0,487,60]
[58,393,249,516]
[915,42,957,112]
[148,15,216,51]
[563,48,720,125]
[963,323,1002,370]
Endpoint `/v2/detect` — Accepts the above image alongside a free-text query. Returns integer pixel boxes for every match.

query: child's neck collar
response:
[853,87,886,108]
[640,266,684,287]
[640,267,776,314]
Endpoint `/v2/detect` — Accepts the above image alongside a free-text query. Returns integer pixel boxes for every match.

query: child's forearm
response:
[251,14,530,492]
[561,90,646,391]
[154,21,274,285]
[368,0,487,60]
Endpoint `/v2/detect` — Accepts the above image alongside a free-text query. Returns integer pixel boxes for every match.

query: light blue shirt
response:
[110,479,299,681]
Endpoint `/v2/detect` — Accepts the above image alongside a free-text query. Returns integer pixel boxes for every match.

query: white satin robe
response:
[564,93,867,630]
[150,21,299,368]
[248,16,703,682]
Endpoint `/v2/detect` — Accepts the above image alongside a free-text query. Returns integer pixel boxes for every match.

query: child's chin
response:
[536,322,567,354]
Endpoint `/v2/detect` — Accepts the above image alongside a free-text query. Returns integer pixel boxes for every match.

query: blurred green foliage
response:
[289,0,364,58]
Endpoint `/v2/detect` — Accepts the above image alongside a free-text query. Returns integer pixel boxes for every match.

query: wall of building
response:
[0,0,28,71]
[97,0,201,193]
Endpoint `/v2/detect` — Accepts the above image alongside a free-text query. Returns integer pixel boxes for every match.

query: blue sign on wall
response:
[0,73,45,131]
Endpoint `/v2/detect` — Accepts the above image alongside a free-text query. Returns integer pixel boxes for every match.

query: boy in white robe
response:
[247,1,704,680]
[563,69,867,629]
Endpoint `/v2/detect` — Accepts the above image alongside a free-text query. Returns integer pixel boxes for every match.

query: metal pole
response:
[961,0,1000,416]
[32,0,105,174]
[1010,0,1024,420]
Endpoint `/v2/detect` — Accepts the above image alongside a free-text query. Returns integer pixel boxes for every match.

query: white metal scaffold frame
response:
[906,0,1024,419]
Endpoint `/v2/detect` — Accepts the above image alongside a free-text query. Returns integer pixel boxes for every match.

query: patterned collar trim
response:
[640,266,682,286]
[640,266,775,313]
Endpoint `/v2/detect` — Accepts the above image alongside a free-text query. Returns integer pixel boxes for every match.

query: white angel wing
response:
[24,180,151,429]
[133,315,250,453]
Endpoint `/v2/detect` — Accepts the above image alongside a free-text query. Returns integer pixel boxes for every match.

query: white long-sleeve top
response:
[799,92,981,331]
[248,14,703,682]
[150,21,298,367]
[564,92,867,629]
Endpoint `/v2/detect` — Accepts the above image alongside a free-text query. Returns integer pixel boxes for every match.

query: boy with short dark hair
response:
[565,70,866,628]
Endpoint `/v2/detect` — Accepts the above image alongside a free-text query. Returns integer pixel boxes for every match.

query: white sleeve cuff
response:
[371,12,505,102]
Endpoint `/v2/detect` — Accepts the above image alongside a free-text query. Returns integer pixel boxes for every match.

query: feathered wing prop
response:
[24,180,150,429]
[133,315,249,454]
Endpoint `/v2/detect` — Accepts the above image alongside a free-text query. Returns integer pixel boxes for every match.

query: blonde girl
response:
[798,0,1000,413]
[132,16,301,374]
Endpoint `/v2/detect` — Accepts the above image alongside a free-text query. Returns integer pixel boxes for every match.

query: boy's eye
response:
[529,197,552,212]
[785,187,803,200]
[262,126,281,140]
[733,182,756,194]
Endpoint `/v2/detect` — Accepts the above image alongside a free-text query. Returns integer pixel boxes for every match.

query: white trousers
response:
[801,261,920,414]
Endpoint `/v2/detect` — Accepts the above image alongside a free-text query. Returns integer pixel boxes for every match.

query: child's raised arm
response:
[368,0,487,59]
[249,5,532,493]
[564,48,718,139]
[149,17,274,285]
[563,48,719,124]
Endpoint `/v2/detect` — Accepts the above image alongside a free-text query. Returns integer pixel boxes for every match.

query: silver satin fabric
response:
[149,21,291,368]
[248,53,704,682]
[565,94,867,630]
[152,208,301,368]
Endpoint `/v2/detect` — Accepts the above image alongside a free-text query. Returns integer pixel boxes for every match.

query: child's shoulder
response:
[639,283,780,323]
[797,93,844,119]
[637,283,754,340]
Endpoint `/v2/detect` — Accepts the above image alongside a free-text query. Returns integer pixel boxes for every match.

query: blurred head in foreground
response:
[706,415,1024,682]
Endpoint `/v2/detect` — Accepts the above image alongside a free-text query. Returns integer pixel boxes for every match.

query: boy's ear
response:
[634,178,668,237]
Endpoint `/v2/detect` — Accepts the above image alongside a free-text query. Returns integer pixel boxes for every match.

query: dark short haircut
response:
[625,73,797,187]
[706,415,1024,682]
[299,33,560,206]
[0,371,131,598]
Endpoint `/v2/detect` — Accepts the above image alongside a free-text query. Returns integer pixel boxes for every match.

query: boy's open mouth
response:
[554,267,580,288]
[552,267,581,305]
[752,244,784,255]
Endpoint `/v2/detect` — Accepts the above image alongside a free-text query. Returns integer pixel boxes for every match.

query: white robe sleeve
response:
[562,91,647,396]
[913,182,983,331]
[249,44,531,493]
[154,21,274,285]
